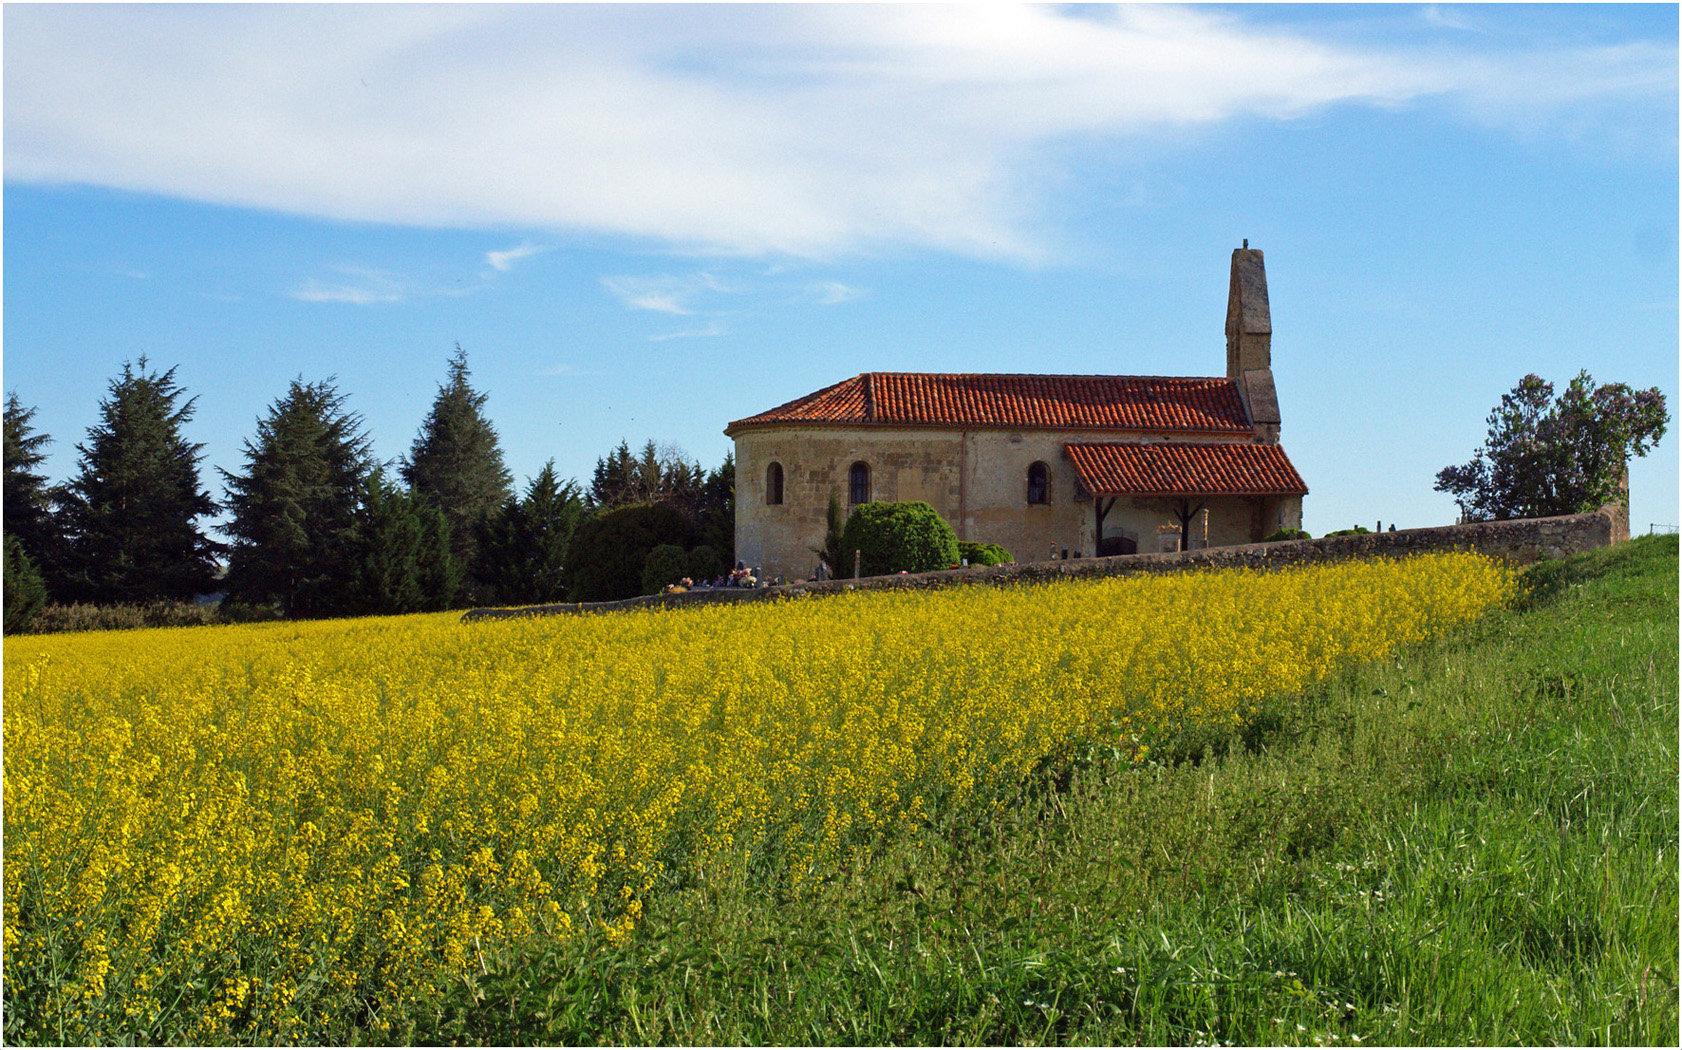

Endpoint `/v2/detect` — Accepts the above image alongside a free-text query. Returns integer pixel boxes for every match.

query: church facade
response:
[725,246,1308,580]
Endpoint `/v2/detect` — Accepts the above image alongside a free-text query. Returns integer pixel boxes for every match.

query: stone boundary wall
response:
[461,508,1618,623]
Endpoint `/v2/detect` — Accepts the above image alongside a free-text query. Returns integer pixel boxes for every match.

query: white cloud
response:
[809,280,864,306]
[539,363,601,378]
[601,272,734,315]
[650,320,730,342]
[5,4,1673,259]
[291,267,407,305]
[485,242,547,272]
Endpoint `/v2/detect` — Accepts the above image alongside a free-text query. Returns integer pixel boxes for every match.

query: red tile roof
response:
[725,373,1253,434]
[1065,441,1308,498]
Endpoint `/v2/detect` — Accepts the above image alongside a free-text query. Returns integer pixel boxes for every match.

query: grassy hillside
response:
[429,536,1678,1046]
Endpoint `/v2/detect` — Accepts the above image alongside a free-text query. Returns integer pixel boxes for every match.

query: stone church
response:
[725,246,1308,580]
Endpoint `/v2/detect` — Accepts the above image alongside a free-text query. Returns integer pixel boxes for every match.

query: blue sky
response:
[4,3,1677,538]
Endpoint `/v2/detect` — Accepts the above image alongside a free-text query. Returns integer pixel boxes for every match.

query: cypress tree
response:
[345,468,461,615]
[55,360,221,603]
[3,533,48,634]
[402,345,512,586]
[221,378,372,618]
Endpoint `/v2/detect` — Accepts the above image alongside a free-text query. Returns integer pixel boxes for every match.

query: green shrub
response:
[25,600,250,634]
[839,501,960,578]
[4,533,48,634]
[1262,528,1311,542]
[958,541,1014,566]
[1324,525,1373,538]
[685,544,725,583]
[566,503,697,603]
[642,544,691,595]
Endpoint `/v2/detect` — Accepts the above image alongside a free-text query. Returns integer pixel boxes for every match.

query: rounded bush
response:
[1262,528,1311,542]
[641,544,691,595]
[958,541,1014,566]
[685,544,725,583]
[839,501,959,578]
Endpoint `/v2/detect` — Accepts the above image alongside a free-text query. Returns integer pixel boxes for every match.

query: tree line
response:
[4,348,733,631]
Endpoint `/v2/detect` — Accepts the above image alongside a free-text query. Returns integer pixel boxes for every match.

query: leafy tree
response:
[4,533,47,634]
[344,468,461,616]
[1436,372,1668,521]
[55,360,221,603]
[839,501,959,578]
[222,378,373,618]
[565,502,696,603]
[4,393,58,568]
[402,346,512,586]
[476,461,585,606]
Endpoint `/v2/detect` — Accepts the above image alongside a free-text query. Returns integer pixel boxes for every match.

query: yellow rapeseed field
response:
[3,554,1511,1043]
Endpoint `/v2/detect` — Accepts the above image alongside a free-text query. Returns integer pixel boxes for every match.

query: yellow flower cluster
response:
[2,553,1511,1043]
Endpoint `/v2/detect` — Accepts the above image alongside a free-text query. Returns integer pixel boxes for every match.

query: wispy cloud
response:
[539,363,602,377]
[650,320,730,342]
[291,267,408,305]
[808,280,864,305]
[6,5,1673,259]
[601,272,733,315]
[485,241,547,272]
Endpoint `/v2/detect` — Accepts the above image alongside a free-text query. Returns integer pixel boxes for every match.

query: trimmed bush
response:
[1262,528,1311,542]
[642,544,691,595]
[1324,526,1373,538]
[839,501,960,578]
[958,541,1014,567]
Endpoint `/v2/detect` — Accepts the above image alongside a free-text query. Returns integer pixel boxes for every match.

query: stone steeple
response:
[1226,243,1280,444]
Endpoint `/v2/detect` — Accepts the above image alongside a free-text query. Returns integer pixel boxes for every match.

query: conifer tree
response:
[3,393,59,570]
[4,533,48,634]
[345,468,461,615]
[402,345,512,582]
[222,378,372,618]
[55,360,221,603]
[477,461,584,606]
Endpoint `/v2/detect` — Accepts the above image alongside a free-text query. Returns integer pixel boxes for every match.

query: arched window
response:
[849,461,871,505]
[1026,461,1049,504]
[765,461,784,505]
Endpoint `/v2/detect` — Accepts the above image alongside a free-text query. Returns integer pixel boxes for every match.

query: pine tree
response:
[3,393,59,570]
[222,378,373,618]
[477,461,583,606]
[55,360,221,603]
[402,346,512,585]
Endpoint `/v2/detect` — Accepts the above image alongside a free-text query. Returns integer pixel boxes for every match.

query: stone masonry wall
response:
[462,508,1618,623]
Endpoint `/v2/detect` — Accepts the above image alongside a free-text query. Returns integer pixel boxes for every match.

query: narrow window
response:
[1027,461,1049,504]
[765,461,784,505]
[849,461,871,505]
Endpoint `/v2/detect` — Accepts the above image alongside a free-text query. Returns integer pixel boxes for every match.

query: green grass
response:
[417,536,1678,1046]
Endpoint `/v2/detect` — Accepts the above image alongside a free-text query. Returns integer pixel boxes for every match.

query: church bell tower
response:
[1226,243,1281,444]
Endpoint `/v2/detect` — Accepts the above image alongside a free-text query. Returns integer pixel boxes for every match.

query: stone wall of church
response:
[735,425,1300,580]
